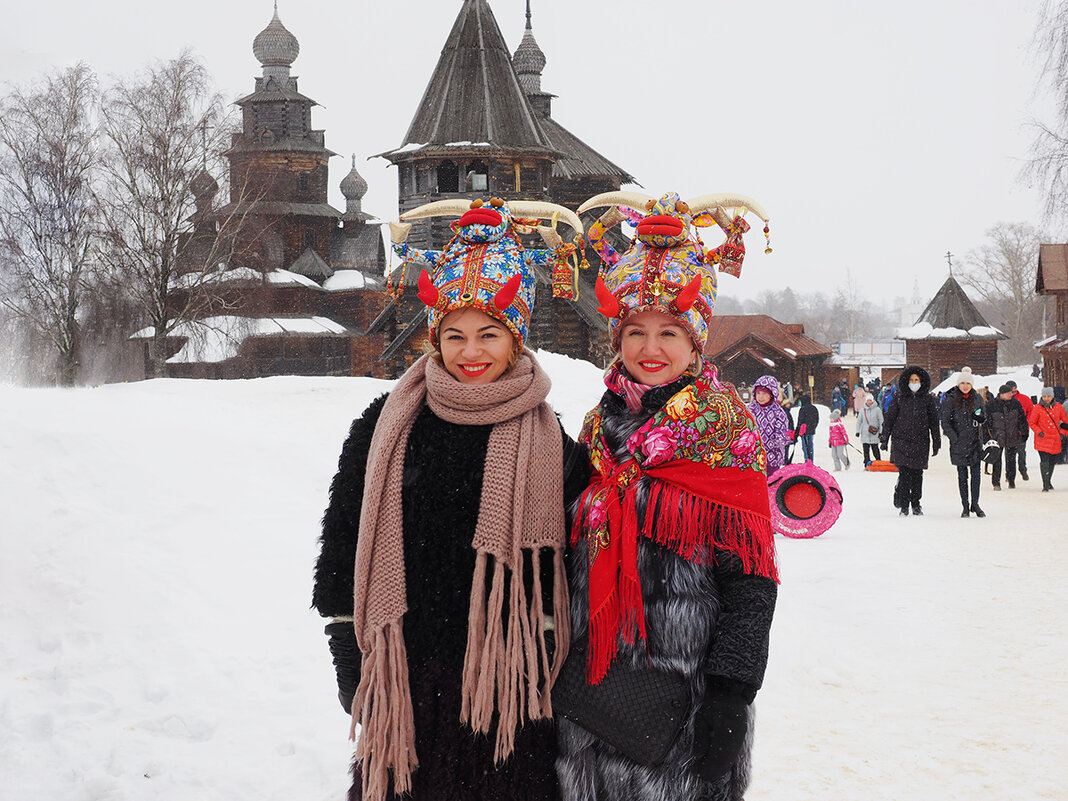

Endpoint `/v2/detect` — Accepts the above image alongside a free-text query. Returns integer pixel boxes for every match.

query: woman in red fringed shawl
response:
[556,191,779,801]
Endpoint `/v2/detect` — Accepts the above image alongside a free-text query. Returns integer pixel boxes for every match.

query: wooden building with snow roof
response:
[156,7,390,379]
[895,274,1005,382]
[703,315,832,400]
[1036,244,1068,386]
[370,0,633,377]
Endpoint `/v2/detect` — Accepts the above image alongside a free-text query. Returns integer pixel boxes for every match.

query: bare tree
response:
[98,51,249,378]
[0,63,101,386]
[1026,2,1068,219]
[957,222,1051,365]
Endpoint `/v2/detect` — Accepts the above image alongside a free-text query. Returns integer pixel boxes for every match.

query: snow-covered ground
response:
[2,354,1065,801]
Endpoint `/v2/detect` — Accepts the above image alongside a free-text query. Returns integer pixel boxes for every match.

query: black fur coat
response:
[556,378,778,801]
[313,393,590,801]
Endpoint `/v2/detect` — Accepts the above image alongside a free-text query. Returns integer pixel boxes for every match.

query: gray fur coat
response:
[557,381,777,801]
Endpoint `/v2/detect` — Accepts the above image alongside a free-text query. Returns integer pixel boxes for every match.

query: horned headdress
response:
[579,190,770,350]
[388,197,585,347]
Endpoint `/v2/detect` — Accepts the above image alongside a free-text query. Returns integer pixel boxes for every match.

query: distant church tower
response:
[510,1,633,210]
[225,4,340,277]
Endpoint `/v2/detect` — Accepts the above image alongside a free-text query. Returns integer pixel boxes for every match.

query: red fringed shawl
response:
[574,362,779,684]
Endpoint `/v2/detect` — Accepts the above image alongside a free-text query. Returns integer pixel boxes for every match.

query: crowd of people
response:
[743,366,1068,518]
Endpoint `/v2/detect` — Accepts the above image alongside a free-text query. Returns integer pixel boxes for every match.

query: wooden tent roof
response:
[901,275,1005,340]
[386,0,554,159]
[537,116,634,183]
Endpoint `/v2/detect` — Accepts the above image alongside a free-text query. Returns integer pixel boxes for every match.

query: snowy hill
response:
[2,355,1065,801]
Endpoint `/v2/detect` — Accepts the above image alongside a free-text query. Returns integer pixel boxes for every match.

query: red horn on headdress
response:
[595,276,622,318]
[672,276,703,313]
[416,270,440,308]
[493,273,522,311]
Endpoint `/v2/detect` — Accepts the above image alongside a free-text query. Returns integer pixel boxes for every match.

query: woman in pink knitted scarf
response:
[312,198,589,801]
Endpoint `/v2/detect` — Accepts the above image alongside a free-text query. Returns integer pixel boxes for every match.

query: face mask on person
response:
[909,381,921,393]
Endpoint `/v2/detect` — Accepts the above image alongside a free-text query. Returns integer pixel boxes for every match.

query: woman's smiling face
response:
[618,310,696,385]
[437,307,515,385]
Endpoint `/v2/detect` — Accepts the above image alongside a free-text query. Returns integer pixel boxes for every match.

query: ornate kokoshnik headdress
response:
[579,190,770,350]
[388,197,586,347]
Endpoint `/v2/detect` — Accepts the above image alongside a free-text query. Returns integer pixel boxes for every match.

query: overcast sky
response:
[0,0,1058,307]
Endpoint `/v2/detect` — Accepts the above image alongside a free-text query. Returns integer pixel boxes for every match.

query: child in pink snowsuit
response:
[828,408,851,471]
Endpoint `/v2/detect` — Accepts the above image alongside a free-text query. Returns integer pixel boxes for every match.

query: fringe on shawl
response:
[644,480,779,582]
[350,622,417,801]
[576,479,779,685]
[460,546,570,764]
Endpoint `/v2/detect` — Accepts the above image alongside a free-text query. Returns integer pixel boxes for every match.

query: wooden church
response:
[157,7,392,378]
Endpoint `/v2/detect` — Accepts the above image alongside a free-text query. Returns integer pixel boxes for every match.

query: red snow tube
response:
[767,463,844,539]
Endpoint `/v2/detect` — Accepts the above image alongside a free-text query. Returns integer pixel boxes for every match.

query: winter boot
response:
[970,503,986,518]
[899,505,910,516]
[911,502,923,516]
[961,505,970,518]
[1021,467,1029,481]
[992,485,1001,491]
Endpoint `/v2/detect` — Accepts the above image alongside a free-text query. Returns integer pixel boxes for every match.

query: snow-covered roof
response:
[931,370,1045,396]
[170,267,324,290]
[131,315,348,364]
[896,321,1005,340]
[322,270,381,291]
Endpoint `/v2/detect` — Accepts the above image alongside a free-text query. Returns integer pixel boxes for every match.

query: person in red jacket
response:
[1006,380,1033,480]
[1027,387,1068,491]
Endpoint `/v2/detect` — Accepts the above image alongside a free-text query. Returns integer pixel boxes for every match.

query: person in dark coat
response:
[985,384,1028,490]
[794,394,819,462]
[1005,380,1033,480]
[560,196,778,801]
[941,367,987,517]
[830,384,844,417]
[312,200,589,801]
[880,366,940,516]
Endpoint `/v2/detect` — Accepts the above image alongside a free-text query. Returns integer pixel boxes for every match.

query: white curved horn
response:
[577,191,656,214]
[399,199,472,221]
[687,193,770,222]
[508,201,584,236]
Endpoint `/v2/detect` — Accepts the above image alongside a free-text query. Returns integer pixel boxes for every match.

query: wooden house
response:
[703,315,832,400]
[895,275,1005,382]
[1036,244,1068,386]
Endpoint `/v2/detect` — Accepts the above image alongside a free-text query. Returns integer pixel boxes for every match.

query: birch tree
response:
[0,63,101,385]
[98,51,248,377]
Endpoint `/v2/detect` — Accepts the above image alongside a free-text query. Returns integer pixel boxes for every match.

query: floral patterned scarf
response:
[574,361,778,683]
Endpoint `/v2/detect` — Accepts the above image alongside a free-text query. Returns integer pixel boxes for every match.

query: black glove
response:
[879,440,888,451]
[692,681,752,782]
[325,621,360,714]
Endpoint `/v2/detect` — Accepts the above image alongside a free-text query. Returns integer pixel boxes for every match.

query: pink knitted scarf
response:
[351,351,569,801]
